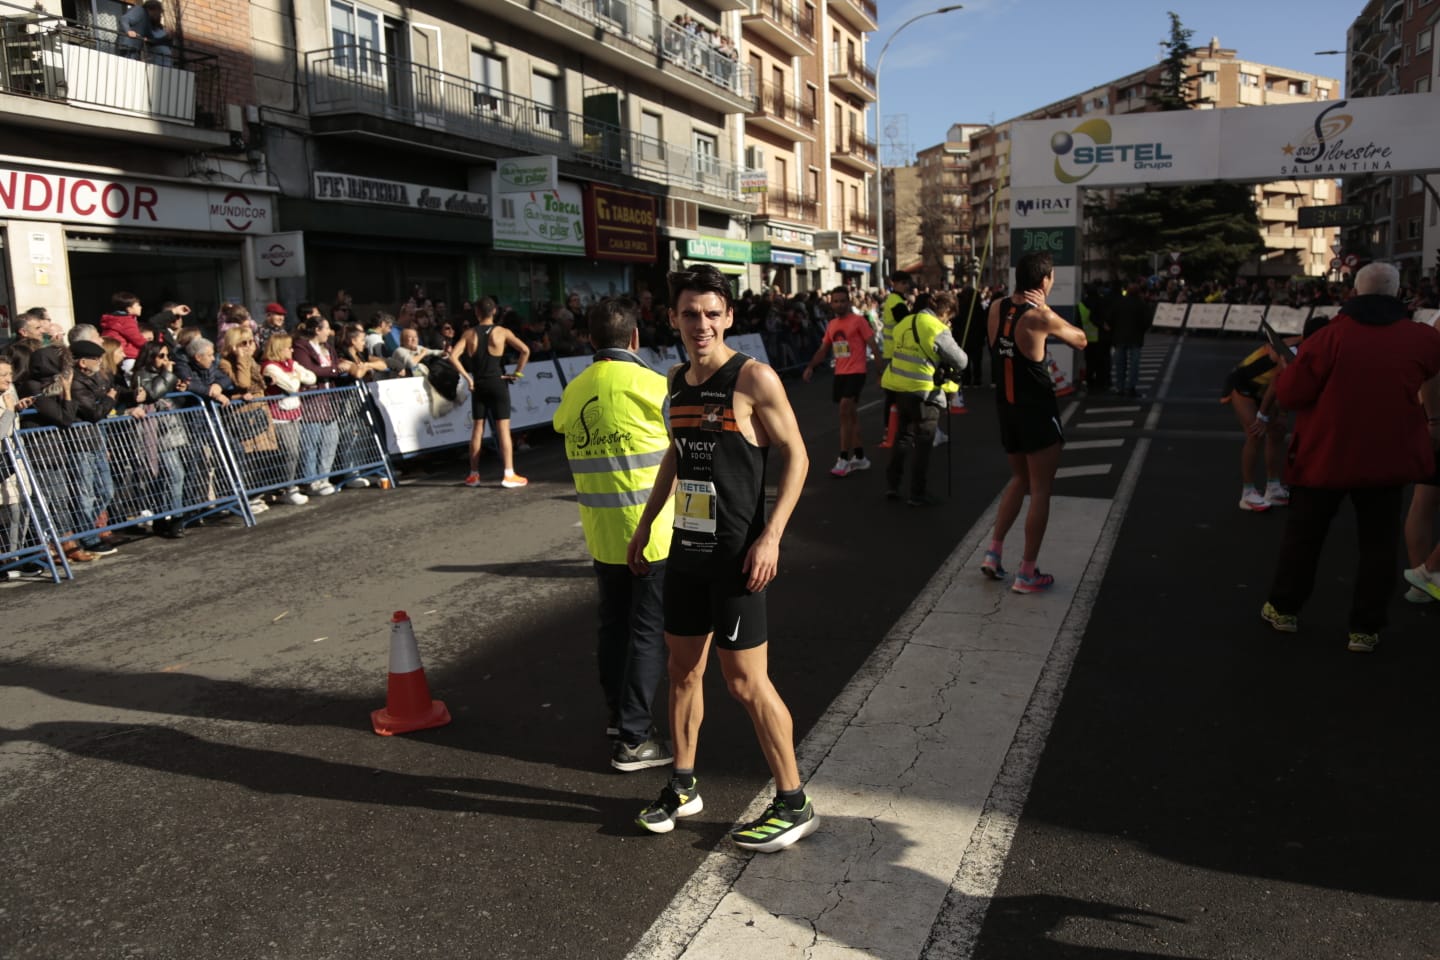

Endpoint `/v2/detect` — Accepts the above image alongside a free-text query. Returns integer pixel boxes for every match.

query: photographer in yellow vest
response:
[880,290,968,506]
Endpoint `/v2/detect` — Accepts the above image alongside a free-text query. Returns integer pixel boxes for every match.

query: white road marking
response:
[1085,405,1140,413]
[1075,419,1133,429]
[1054,463,1114,479]
[1065,439,1125,450]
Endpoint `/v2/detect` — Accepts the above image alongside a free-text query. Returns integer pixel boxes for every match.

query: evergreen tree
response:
[1086,12,1265,283]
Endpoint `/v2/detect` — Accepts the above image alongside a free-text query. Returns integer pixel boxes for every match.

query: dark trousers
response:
[594,559,666,745]
[1085,341,1110,389]
[885,393,940,498]
[1267,485,1403,633]
[962,329,987,387]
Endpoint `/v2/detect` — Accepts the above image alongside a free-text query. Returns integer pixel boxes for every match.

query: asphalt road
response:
[0,363,1014,960]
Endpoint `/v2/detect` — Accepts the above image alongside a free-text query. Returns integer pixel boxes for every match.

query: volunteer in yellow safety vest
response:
[880,289,968,505]
[878,270,914,443]
[553,297,676,773]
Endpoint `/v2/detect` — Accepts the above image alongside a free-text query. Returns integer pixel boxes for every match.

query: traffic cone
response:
[950,390,967,414]
[371,611,451,736]
[878,405,899,448]
[1046,354,1076,398]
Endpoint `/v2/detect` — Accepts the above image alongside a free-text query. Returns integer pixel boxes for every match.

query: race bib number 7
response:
[674,479,717,533]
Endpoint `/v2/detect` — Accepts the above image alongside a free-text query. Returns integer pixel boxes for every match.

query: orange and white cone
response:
[878,405,900,448]
[949,390,967,414]
[1046,354,1075,398]
[371,611,451,736]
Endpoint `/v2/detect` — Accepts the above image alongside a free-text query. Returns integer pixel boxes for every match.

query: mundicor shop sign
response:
[0,167,273,233]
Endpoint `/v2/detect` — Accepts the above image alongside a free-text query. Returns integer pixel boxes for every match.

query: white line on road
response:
[1054,463,1114,479]
[1066,439,1125,451]
[1083,405,1140,414]
[1075,419,1133,429]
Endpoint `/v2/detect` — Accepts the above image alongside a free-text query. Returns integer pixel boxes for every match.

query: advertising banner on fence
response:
[368,377,480,457]
[505,363,564,431]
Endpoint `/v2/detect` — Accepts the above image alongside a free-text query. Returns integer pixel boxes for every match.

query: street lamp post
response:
[1314,49,1396,95]
[873,4,961,287]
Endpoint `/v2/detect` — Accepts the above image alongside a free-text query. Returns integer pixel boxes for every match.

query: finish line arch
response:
[1005,92,1440,324]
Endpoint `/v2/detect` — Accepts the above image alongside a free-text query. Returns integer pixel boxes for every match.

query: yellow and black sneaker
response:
[730,796,819,853]
[636,776,702,834]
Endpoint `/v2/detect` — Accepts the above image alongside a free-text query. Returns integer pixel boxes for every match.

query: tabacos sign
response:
[1277,101,1393,176]
[1049,119,1174,184]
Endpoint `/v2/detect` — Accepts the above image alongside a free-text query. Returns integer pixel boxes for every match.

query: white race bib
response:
[674,479,717,534]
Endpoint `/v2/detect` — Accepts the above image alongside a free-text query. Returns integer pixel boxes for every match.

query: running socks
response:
[673,769,696,790]
[989,539,1004,557]
[853,447,866,460]
[777,786,807,810]
[1019,559,1037,578]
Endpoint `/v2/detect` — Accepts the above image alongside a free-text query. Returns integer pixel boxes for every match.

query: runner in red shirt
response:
[803,287,875,477]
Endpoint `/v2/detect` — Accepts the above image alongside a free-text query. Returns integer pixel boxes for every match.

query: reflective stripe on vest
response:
[566,449,668,474]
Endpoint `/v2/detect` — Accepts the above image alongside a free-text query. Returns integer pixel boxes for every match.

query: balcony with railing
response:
[1380,31,1402,64]
[847,210,877,236]
[741,0,815,57]
[0,4,226,145]
[469,0,752,112]
[1381,0,1403,24]
[747,81,816,140]
[827,0,879,31]
[307,47,746,203]
[831,130,877,170]
[754,187,818,224]
[828,51,876,101]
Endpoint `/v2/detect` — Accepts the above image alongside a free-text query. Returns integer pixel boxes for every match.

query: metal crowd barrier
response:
[209,384,394,500]
[2,384,395,583]
[0,435,67,582]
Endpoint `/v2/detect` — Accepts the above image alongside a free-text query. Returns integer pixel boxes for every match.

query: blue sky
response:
[875,0,1366,160]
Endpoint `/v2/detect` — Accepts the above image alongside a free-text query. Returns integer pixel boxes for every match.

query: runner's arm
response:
[741,362,808,592]
[500,328,530,376]
[1037,306,1088,351]
[802,332,831,382]
[448,332,474,388]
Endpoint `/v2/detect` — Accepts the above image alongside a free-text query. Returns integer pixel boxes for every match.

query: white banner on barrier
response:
[557,355,593,385]
[1309,305,1341,321]
[1415,308,1440,327]
[728,332,771,366]
[368,377,480,457]
[1223,305,1266,333]
[1151,303,1188,329]
[506,362,563,431]
[1267,305,1308,335]
[1186,303,1228,331]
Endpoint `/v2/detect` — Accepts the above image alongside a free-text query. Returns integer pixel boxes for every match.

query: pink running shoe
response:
[980,551,1007,580]
[1011,570,1055,594]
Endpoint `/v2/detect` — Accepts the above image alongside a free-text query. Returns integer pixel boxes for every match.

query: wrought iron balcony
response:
[747,81,816,138]
[307,47,747,202]
[828,51,876,100]
[848,210,877,236]
[831,130,877,169]
[828,0,879,30]
[755,188,818,224]
[0,5,223,130]
[741,0,816,57]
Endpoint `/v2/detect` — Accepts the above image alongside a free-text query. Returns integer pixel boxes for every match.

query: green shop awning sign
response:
[687,236,770,264]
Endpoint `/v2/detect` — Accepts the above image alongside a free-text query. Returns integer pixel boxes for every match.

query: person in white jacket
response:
[260,333,314,506]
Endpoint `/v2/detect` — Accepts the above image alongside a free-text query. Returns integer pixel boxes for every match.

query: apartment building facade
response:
[968,39,1342,289]
[739,0,877,293]
[906,122,982,287]
[1343,0,1440,282]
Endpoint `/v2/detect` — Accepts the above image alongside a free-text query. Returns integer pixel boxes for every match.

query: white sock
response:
[504,468,516,478]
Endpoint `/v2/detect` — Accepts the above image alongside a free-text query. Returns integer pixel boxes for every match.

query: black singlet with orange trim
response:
[668,352,768,573]
[991,301,1056,409]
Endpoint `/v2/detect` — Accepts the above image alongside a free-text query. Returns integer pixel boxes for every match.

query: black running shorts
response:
[470,377,511,421]
[663,565,769,650]
[998,403,1064,455]
[832,373,865,403]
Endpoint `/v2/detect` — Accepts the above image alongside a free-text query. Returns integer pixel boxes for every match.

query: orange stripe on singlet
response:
[1001,313,1016,404]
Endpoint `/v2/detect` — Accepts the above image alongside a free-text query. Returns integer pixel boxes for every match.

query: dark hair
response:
[587,298,639,351]
[22,306,48,320]
[136,340,169,371]
[475,296,497,320]
[666,264,732,312]
[370,310,394,329]
[889,271,912,286]
[4,339,36,379]
[830,286,850,297]
[111,291,139,312]
[296,301,319,320]
[928,290,958,319]
[295,316,327,340]
[1015,253,1054,293]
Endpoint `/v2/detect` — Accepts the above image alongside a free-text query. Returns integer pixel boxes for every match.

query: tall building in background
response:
[1342,0,1440,282]
[881,164,921,281]
[737,0,878,292]
[968,39,1342,288]
[908,122,984,287]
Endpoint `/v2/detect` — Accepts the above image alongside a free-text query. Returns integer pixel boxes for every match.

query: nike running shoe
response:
[829,457,852,478]
[1011,570,1055,594]
[463,473,482,488]
[611,738,674,773]
[1403,565,1440,602]
[1239,489,1271,512]
[1264,482,1290,506]
[1347,632,1380,654]
[636,777,703,834]
[849,456,872,472]
[501,474,529,489]
[980,551,1007,580]
[730,796,819,853]
[1404,586,1435,604]
[1260,601,1298,633]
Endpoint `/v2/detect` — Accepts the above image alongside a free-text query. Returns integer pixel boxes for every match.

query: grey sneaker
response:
[611,738,674,773]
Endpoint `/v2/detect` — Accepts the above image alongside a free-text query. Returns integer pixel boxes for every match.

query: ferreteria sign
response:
[1009,93,1440,187]
[313,172,490,217]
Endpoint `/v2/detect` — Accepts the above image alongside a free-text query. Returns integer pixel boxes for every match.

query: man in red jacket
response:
[1260,262,1440,653]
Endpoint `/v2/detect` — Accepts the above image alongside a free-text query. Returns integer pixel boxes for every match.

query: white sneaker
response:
[501,473,529,489]
[346,476,371,489]
[849,456,872,472]
[283,489,309,506]
[933,428,948,447]
[1404,586,1434,604]
[248,498,269,514]
[829,457,852,478]
[1402,565,1440,602]
[1239,489,1271,512]
[1264,483,1290,506]
[309,481,337,497]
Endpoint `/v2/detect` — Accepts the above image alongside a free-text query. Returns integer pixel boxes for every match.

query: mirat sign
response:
[1010,93,1440,188]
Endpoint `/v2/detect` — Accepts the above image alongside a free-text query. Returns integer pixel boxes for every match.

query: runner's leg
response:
[1021,442,1063,564]
[467,418,485,473]
[495,417,515,473]
[992,452,1030,542]
[666,633,711,771]
[717,645,800,792]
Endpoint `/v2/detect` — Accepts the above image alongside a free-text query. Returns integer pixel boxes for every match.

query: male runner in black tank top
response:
[626,264,817,853]
[448,297,531,488]
[982,252,1088,594]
